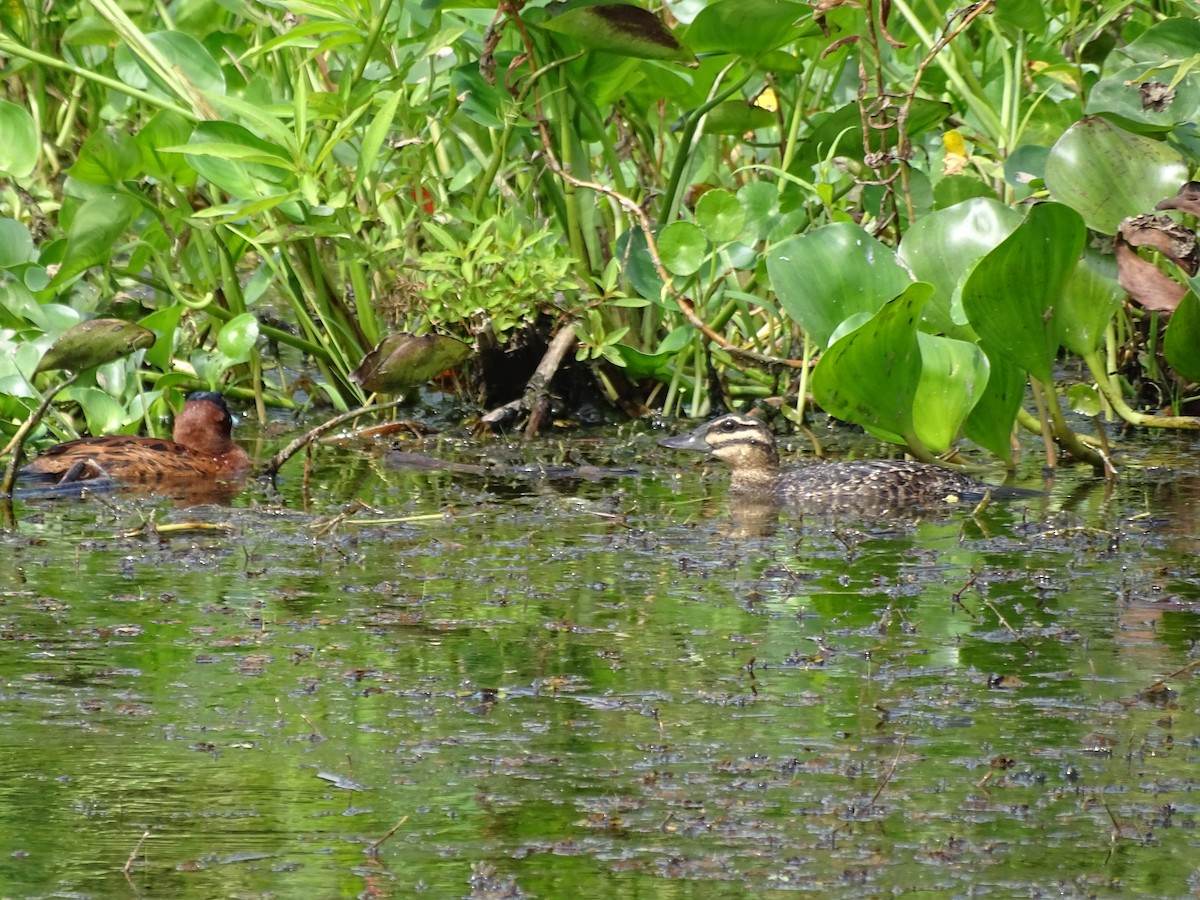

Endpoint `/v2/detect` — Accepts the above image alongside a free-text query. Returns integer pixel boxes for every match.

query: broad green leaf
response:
[737,181,778,244]
[113,31,225,99]
[0,217,35,269]
[1164,278,1200,385]
[0,99,38,178]
[217,312,260,363]
[702,102,775,135]
[1044,118,1188,234]
[811,282,934,448]
[541,4,687,60]
[963,353,1025,462]
[694,189,744,244]
[613,344,673,379]
[912,333,989,454]
[69,127,142,185]
[1086,18,1200,131]
[135,109,197,184]
[1068,383,1104,417]
[961,202,1086,384]
[1058,248,1123,356]
[897,198,1021,337]
[63,386,128,436]
[46,194,141,292]
[685,0,811,56]
[658,221,707,277]
[36,318,155,373]
[174,121,295,201]
[349,333,471,393]
[767,223,912,347]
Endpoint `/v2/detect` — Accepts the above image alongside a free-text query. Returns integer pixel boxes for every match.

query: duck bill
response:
[658,425,712,453]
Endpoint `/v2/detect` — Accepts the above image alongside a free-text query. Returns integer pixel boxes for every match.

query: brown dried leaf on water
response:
[1115,214,1199,312]
[36,318,155,374]
[349,332,471,394]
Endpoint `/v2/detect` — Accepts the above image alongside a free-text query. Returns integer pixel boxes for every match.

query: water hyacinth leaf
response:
[702,102,775,135]
[737,181,778,244]
[811,282,934,448]
[963,353,1025,462]
[658,221,707,277]
[217,313,260,364]
[767,222,912,347]
[63,386,128,436]
[349,333,471,393]
[1085,18,1200,131]
[113,30,225,99]
[0,217,35,269]
[694,189,745,244]
[540,3,686,60]
[136,109,197,185]
[897,198,1022,337]
[1164,279,1200,385]
[0,99,38,178]
[613,344,672,380]
[912,333,990,454]
[169,121,295,201]
[961,202,1086,384]
[615,228,665,302]
[685,0,810,56]
[69,127,142,185]
[1058,248,1123,356]
[1044,118,1188,234]
[46,194,141,291]
[36,318,155,374]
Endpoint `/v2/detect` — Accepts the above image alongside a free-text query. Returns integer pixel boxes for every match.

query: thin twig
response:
[123,829,151,875]
[1,373,80,497]
[260,398,408,477]
[366,816,409,856]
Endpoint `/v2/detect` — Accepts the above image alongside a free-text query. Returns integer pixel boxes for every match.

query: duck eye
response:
[720,420,738,432]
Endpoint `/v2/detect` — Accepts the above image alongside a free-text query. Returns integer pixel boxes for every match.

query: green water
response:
[1,425,1198,897]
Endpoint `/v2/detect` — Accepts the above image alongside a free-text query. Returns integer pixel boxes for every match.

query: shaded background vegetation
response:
[0,0,1198,468]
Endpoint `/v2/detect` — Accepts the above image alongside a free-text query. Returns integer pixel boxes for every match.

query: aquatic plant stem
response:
[1084,350,1200,430]
[260,398,409,478]
[0,373,80,497]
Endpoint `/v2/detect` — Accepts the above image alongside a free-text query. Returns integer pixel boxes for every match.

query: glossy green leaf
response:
[173,121,295,201]
[0,217,35,269]
[736,182,778,244]
[811,283,934,448]
[69,127,142,185]
[658,221,707,277]
[217,312,260,363]
[912,333,990,454]
[0,100,39,178]
[963,353,1025,462]
[63,386,128,436]
[702,102,775,135]
[767,223,912,347]
[1164,278,1200,385]
[1044,118,1188,234]
[897,198,1021,337]
[349,332,472,393]
[541,4,687,60]
[1058,248,1123,356]
[961,202,1086,384]
[113,31,225,99]
[135,109,196,185]
[36,318,155,374]
[694,189,745,244]
[685,0,810,56]
[46,194,141,292]
[1086,18,1200,131]
[1068,383,1104,417]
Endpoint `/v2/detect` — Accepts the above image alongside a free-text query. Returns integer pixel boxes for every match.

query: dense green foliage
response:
[0,0,1198,467]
